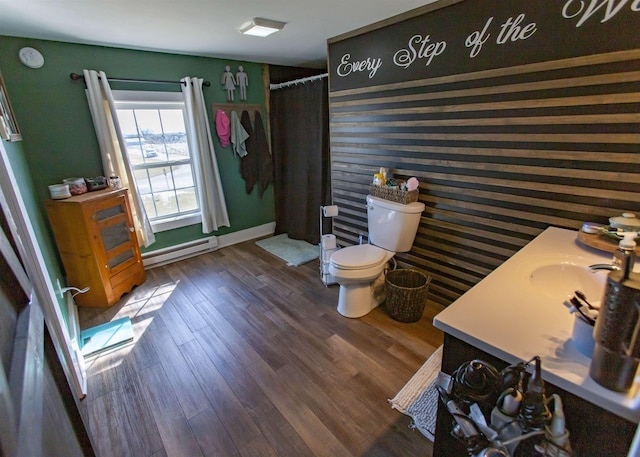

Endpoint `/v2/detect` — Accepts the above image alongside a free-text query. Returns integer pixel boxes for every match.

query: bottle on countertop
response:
[519,357,550,432]
[590,232,640,392]
[613,232,637,279]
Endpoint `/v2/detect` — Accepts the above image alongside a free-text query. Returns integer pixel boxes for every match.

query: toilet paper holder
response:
[321,205,339,218]
[319,205,339,238]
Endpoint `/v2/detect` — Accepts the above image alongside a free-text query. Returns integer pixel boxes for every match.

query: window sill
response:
[151,213,202,233]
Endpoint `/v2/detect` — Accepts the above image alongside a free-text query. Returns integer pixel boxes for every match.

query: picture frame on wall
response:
[0,69,22,142]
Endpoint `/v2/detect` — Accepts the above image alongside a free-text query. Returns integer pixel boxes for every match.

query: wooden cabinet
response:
[45,188,146,307]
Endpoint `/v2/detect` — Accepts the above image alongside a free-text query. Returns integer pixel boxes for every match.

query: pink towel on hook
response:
[215,109,230,147]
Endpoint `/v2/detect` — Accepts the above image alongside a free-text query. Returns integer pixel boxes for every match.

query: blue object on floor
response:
[81,317,134,357]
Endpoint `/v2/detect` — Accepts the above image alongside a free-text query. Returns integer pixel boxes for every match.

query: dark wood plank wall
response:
[328,22,640,306]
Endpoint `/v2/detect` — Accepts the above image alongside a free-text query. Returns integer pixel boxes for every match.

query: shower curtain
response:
[270,77,330,245]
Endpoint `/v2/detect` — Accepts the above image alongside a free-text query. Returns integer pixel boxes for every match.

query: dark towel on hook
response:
[253,111,272,197]
[239,110,258,194]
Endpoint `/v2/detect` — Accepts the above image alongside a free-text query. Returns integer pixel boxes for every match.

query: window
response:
[114,91,201,232]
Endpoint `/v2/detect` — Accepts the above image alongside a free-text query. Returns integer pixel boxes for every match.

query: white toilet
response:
[329,195,425,318]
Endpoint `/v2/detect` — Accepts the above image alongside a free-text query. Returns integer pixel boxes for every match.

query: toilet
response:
[329,195,425,318]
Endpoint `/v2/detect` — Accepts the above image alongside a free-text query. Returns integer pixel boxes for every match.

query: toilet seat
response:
[330,244,387,270]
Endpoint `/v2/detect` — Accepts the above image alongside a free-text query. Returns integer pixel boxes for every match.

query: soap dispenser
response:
[612,232,637,276]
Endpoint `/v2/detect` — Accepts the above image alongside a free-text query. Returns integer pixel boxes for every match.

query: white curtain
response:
[83,69,155,247]
[181,77,230,233]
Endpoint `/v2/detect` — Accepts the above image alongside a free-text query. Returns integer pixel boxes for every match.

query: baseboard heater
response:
[142,236,218,269]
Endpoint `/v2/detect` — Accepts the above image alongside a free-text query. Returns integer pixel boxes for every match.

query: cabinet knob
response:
[129,227,134,232]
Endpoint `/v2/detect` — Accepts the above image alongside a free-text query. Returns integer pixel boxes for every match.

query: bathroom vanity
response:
[433,227,639,456]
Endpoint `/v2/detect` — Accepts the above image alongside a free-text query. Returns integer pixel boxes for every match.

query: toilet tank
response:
[366,195,425,252]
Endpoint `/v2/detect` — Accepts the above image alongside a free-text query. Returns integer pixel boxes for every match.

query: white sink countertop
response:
[433,226,640,423]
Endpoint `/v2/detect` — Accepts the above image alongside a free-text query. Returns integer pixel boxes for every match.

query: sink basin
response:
[529,264,606,302]
[517,255,608,304]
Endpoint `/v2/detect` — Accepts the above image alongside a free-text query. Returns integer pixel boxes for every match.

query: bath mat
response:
[255,233,319,266]
[389,344,443,441]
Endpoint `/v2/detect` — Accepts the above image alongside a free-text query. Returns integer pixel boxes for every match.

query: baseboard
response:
[217,222,276,248]
[142,222,276,269]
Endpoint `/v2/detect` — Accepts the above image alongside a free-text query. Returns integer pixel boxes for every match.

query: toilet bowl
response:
[329,194,425,318]
[329,244,394,318]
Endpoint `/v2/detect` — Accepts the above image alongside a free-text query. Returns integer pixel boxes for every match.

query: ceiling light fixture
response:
[238,18,286,37]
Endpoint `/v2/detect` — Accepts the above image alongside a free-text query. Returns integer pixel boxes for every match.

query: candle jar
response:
[109,175,122,189]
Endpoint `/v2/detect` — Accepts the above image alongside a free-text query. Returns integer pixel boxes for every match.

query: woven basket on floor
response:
[384,269,431,323]
[369,185,419,204]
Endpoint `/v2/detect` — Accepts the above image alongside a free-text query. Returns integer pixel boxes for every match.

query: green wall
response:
[0,35,274,249]
[0,35,275,324]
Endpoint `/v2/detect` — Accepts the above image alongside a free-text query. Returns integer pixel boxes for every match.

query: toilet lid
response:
[330,244,387,270]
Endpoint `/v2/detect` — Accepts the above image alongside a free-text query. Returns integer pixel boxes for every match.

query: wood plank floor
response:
[78,238,444,457]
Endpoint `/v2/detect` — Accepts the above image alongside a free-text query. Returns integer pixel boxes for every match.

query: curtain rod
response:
[269,73,328,91]
[69,72,211,87]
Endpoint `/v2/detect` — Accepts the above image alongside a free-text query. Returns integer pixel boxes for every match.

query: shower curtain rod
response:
[69,72,211,87]
[269,73,328,91]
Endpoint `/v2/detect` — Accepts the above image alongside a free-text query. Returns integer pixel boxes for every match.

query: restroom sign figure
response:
[221,66,236,101]
[236,66,248,100]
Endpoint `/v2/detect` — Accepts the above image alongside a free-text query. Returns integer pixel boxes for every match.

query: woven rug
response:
[255,234,319,266]
[389,345,443,441]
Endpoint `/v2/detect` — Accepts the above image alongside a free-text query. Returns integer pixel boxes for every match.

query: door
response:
[0,141,86,398]
[0,196,94,456]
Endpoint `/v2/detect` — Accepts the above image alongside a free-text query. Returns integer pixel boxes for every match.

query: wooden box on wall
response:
[45,188,145,307]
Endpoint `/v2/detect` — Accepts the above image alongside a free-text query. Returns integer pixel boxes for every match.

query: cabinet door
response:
[90,194,139,276]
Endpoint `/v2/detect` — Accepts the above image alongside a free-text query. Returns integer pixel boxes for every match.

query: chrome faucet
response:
[590,245,636,272]
[589,263,621,271]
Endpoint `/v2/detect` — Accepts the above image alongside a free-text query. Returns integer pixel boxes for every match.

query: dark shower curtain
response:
[270,77,330,245]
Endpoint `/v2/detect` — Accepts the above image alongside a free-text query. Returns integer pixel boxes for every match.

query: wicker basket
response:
[384,269,431,323]
[369,185,419,204]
